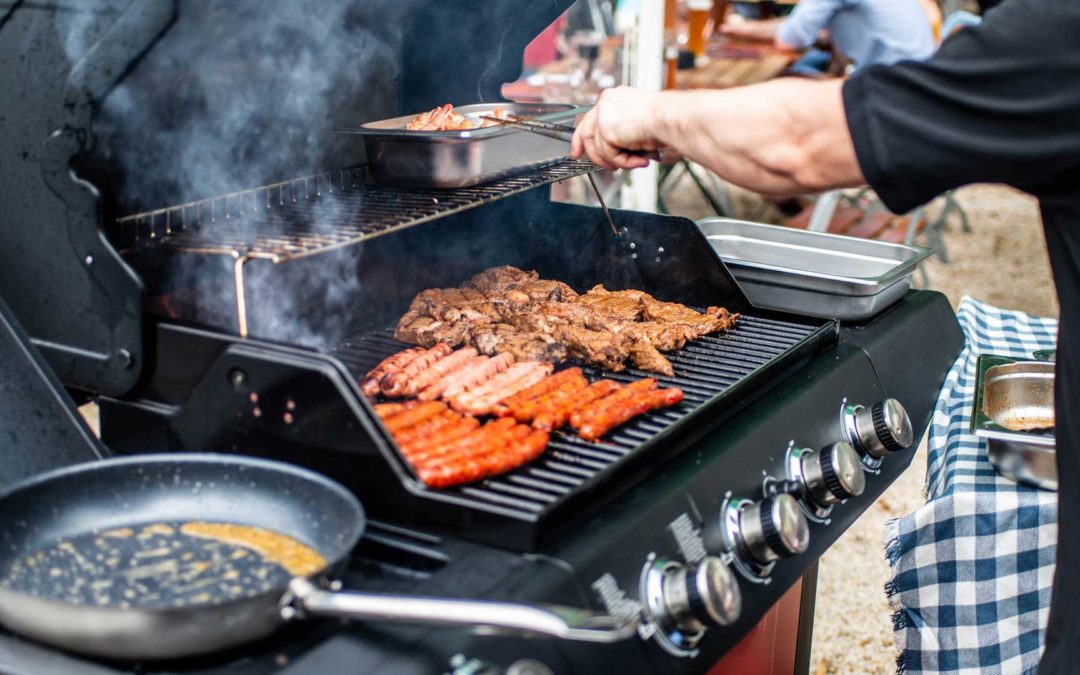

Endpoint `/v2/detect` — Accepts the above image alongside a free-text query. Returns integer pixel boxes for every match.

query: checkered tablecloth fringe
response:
[884,296,1058,675]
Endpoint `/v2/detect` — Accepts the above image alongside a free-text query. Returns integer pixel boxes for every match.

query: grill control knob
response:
[801,442,866,505]
[737,494,809,564]
[846,398,914,460]
[661,557,742,632]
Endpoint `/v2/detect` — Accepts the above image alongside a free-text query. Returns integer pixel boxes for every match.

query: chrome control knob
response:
[737,494,809,564]
[801,442,866,505]
[660,557,742,632]
[846,398,914,459]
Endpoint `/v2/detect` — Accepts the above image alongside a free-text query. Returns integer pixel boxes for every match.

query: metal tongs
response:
[480,114,663,238]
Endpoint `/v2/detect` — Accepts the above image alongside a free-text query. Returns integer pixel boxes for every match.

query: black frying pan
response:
[0,454,636,660]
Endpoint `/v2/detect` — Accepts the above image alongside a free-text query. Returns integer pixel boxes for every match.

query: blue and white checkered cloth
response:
[884,296,1059,675]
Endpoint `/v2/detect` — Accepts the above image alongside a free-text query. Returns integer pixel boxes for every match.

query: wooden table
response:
[676,38,798,89]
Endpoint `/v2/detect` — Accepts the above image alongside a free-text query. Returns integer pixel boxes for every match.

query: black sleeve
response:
[842,0,1080,214]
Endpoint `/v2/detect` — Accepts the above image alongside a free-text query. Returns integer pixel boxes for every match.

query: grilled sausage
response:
[570,378,658,430]
[491,368,585,417]
[532,379,621,431]
[418,429,549,488]
[440,353,515,399]
[417,355,489,401]
[361,348,426,398]
[392,409,461,446]
[507,373,589,423]
[406,417,517,465]
[577,388,684,441]
[450,362,554,416]
[383,401,448,434]
[380,343,453,397]
[374,401,420,418]
[399,415,481,456]
[399,347,478,398]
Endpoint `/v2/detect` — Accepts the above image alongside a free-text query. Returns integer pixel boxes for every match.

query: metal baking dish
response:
[339,103,582,188]
[696,218,932,320]
[971,355,1056,491]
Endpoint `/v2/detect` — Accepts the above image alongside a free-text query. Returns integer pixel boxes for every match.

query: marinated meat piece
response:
[577,388,685,441]
[560,326,633,372]
[628,339,674,376]
[380,343,453,397]
[464,266,538,294]
[576,285,647,322]
[394,266,738,375]
[361,347,426,398]
[516,279,578,303]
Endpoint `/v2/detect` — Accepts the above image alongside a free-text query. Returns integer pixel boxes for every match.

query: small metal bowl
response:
[972,357,1057,491]
[983,361,1055,432]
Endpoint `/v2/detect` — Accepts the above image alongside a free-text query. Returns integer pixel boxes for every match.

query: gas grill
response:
[0,2,965,673]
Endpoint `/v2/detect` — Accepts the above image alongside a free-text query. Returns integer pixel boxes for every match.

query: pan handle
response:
[284,578,638,644]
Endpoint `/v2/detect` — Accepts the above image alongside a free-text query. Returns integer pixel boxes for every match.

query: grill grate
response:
[333,314,832,527]
[115,160,595,262]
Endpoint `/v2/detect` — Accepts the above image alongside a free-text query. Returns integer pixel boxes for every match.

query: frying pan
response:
[0,454,636,660]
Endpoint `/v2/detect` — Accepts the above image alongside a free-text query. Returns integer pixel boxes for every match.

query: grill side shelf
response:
[334,313,836,548]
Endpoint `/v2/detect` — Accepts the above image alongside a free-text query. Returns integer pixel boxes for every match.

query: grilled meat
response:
[380,343,452,397]
[383,401,448,434]
[449,361,553,416]
[362,347,426,398]
[405,104,512,132]
[570,378,658,430]
[577,387,685,441]
[532,379,621,431]
[491,367,585,418]
[395,266,738,374]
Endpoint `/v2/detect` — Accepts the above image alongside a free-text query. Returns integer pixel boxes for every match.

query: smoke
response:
[52,1,424,349]
[92,0,413,208]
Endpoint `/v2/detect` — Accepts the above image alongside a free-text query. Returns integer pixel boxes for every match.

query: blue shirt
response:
[777,0,936,70]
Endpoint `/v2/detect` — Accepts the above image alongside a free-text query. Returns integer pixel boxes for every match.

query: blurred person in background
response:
[572,0,1080,670]
[720,0,936,73]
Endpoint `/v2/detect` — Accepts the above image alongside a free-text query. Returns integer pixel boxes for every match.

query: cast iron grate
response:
[115,160,595,262]
[331,313,834,547]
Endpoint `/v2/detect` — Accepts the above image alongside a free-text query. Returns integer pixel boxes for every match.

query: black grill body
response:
[100,188,838,551]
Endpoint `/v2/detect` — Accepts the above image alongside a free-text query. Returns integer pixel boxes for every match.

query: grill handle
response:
[285,578,639,643]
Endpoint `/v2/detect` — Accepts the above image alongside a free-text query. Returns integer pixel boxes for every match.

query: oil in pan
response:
[1,522,325,609]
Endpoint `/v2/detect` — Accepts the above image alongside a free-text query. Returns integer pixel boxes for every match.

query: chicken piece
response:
[559,325,634,372]
[628,339,674,376]
[575,285,647,322]
[464,266,538,295]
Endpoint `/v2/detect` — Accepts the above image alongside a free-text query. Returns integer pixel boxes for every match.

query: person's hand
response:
[719,16,755,39]
[571,86,664,171]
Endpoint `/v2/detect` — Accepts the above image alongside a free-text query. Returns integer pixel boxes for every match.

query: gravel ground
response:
[660,176,1056,674]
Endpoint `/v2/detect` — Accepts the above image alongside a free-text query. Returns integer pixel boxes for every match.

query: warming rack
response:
[115,160,595,263]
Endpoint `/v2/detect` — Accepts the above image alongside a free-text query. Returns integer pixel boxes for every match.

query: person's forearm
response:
[650,79,864,196]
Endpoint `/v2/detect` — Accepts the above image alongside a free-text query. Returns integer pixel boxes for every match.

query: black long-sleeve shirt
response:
[842,1,1080,671]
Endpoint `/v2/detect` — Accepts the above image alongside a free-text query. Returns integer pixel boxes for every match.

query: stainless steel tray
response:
[971,355,1056,491]
[340,103,581,188]
[696,218,932,321]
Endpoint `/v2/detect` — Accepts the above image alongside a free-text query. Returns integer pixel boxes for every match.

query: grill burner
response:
[116,160,595,262]
[332,313,834,548]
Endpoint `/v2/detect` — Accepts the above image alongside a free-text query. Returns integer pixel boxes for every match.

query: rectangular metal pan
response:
[971,354,1056,491]
[339,103,583,188]
[697,218,932,320]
